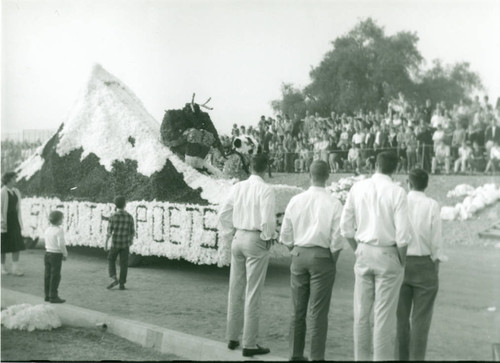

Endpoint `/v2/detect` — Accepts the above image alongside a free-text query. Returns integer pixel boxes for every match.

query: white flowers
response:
[21,192,302,267]
[1,304,62,331]
[327,175,367,204]
[446,184,476,199]
[441,183,500,221]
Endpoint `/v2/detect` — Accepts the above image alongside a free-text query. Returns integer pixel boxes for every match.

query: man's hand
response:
[346,237,358,253]
[62,256,67,261]
[331,250,341,263]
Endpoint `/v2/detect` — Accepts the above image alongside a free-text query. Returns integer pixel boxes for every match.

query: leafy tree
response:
[414,60,483,107]
[304,18,422,115]
[271,18,483,116]
[271,83,307,119]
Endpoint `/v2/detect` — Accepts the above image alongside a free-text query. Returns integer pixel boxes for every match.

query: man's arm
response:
[340,189,357,252]
[394,189,411,266]
[279,203,294,250]
[217,186,236,245]
[105,215,113,251]
[330,201,344,262]
[430,201,443,268]
[260,187,277,241]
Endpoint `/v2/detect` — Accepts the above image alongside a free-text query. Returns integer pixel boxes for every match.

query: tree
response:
[304,18,422,115]
[271,83,307,119]
[415,60,483,107]
[271,18,483,117]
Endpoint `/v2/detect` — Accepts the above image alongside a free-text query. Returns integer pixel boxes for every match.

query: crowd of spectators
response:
[220,94,500,175]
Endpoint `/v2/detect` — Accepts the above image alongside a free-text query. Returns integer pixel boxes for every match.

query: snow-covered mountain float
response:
[16,64,302,266]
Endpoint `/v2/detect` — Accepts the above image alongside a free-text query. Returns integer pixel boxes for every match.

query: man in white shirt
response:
[397,168,442,361]
[340,152,411,361]
[218,154,277,357]
[280,160,344,361]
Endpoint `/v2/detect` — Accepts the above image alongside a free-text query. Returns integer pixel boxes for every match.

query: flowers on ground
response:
[1,304,62,331]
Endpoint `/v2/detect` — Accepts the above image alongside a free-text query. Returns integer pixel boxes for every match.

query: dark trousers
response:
[44,252,63,299]
[289,246,336,361]
[108,247,129,285]
[396,256,439,361]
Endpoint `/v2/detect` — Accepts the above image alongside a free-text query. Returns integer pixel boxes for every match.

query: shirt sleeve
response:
[58,229,68,258]
[260,186,278,241]
[430,201,443,261]
[1,188,8,233]
[279,202,294,248]
[330,200,344,253]
[15,189,23,231]
[218,186,236,244]
[340,189,356,238]
[107,215,114,237]
[130,214,135,239]
[394,189,411,248]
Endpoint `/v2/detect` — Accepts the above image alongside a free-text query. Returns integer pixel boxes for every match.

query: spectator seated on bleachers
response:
[432,140,451,174]
[453,140,473,174]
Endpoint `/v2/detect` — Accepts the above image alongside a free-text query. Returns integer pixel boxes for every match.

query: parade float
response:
[15,64,302,266]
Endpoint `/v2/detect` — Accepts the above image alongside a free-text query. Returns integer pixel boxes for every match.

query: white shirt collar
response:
[372,173,393,182]
[308,186,327,192]
[248,174,265,183]
[408,190,426,198]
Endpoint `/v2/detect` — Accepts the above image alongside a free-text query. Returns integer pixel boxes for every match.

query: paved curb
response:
[1,288,286,361]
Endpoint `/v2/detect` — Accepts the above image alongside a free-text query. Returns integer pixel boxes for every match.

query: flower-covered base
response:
[1,304,62,331]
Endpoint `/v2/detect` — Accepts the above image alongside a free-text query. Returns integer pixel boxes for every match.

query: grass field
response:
[2,172,499,361]
[0,326,178,361]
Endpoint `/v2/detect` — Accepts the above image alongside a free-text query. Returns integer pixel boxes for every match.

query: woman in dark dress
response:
[1,172,25,276]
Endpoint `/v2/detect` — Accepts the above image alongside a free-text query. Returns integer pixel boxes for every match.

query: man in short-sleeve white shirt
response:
[397,168,443,360]
[218,154,277,357]
[280,160,344,361]
[340,152,411,361]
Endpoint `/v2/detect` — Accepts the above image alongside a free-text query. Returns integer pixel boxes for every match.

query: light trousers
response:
[353,243,404,361]
[396,256,439,361]
[289,246,336,361]
[226,230,271,348]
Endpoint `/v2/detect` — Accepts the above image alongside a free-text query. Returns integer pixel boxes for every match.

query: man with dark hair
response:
[280,160,344,361]
[218,154,276,357]
[397,168,443,360]
[340,151,411,361]
[105,196,135,290]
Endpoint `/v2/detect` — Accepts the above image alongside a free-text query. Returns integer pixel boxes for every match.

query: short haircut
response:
[309,160,329,183]
[49,210,64,225]
[1,171,17,186]
[114,195,126,209]
[408,168,429,191]
[251,154,268,173]
[376,152,398,174]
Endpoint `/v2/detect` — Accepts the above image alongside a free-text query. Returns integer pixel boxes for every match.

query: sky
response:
[2,0,500,136]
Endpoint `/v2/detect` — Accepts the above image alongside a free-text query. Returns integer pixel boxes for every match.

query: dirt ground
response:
[1,326,178,361]
[2,173,499,360]
[1,242,499,360]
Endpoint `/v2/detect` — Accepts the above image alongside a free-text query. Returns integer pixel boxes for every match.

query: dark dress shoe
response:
[291,356,308,361]
[44,297,50,302]
[107,280,119,289]
[50,297,66,304]
[119,284,126,290]
[228,340,240,350]
[242,345,270,357]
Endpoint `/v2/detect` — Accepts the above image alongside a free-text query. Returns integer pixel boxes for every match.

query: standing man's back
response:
[397,168,443,361]
[280,160,344,361]
[218,154,276,358]
[340,151,411,361]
